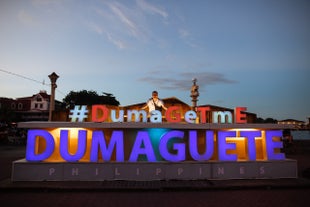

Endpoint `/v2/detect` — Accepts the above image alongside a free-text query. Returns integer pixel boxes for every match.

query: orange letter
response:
[197,107,211,123]
[235,107,247,123]
[92,105,109,122]
[165,106,181,123]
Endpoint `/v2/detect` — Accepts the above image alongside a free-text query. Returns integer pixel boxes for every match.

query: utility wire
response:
[0,68,66,99]
[0,68,50,86]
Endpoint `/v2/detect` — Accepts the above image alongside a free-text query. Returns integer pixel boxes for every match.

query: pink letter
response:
[92,105,109,122]
[165,106,181,123]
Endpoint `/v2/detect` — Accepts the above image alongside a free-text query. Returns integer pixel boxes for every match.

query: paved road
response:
[1,142,310,207]
[1,188,310,207]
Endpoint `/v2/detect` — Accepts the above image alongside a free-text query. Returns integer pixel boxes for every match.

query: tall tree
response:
[63,90,120,106]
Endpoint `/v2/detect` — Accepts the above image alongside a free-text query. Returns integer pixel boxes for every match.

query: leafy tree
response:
[63,90,120,107]
[264,117,278,123]
[255,117,278,123]
[255,117,265,123]
[0,105,18,123]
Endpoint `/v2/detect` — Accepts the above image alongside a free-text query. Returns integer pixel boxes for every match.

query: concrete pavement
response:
[1,141,310,207]
[0,140,310,191]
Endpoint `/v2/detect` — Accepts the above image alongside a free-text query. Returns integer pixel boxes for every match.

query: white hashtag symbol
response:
[69,105,89,122]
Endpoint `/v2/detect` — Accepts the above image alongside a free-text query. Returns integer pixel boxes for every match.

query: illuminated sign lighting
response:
[25,128,284,163]
[23,105,286,164]
[70,105,248,124]
[14,101,297,181]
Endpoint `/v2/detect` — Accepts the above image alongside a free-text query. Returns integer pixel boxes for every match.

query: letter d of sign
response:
[26,130,55,161]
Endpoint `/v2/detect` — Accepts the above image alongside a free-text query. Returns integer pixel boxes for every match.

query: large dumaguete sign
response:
[12,105,297,181]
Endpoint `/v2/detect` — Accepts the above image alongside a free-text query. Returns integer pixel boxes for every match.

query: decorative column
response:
[190,78,199,111]
[48,72,59,121]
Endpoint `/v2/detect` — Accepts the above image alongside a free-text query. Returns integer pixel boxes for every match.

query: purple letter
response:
[59,130,87,162]
[240,131,261,161]
[189,130,214,161]
[26,130,55,161]
[159,130,185,162]
[129,131,156,162]
[218,131,237,161]
[90,130,124,162]
[266,130,285,160]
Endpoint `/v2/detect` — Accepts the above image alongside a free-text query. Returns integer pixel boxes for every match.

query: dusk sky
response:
[0,0,309,121]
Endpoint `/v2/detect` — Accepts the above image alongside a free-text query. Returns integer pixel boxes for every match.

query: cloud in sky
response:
[136,0,168,18]
[107,1,140,38]
[14,0,195,50]
[178,28,197,48]
[84,0,183,49]
[18,10,38,26]
[139,71,238,91]
[1,0,309,121]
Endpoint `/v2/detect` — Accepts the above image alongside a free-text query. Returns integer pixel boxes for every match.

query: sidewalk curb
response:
[1,178,310,192]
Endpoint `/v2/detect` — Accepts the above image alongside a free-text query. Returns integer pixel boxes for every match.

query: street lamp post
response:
[48,72,59,121]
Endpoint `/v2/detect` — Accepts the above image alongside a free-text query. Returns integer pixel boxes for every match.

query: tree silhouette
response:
[63,90,120,107]
[264,117,278,123]
[255,117,278,123]
[0,106,16,123]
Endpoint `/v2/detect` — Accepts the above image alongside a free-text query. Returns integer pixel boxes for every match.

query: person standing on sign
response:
[141,90,167,114]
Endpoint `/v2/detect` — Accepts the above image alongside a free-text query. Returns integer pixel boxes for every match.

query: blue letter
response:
[90,130,124,162]
[189,130,214,161]
[184,111,197,123]
[240,131,261,161]
[127,110,147,122]
[266,130,285,160]
[26,130,55,161]
[150,110,162,123]
[59,130,87,162]
[129,131,156,162]
[218,131,237,161]
[111,109,124,122]
[159,130,185,162]
[213,111,232,123]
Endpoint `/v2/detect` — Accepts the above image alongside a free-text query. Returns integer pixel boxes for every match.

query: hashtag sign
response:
[69,105,89,122]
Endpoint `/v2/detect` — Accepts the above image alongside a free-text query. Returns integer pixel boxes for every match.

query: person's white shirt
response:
[146,98,165,113]
[141,91,167,113]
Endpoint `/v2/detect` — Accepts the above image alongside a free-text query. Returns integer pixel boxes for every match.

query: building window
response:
[18,103,23,110]
[35,103,38,108]
[11,102,16,109]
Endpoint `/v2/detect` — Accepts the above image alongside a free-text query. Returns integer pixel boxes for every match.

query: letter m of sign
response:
[212,111,232,123]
